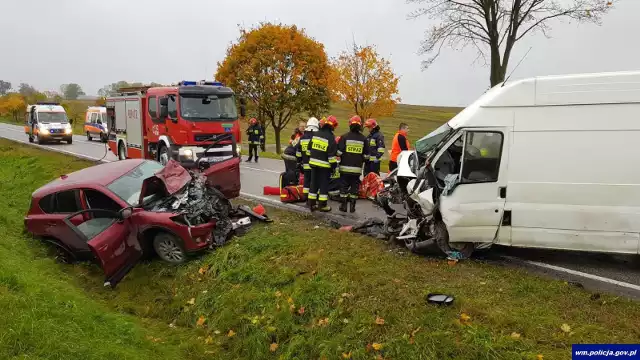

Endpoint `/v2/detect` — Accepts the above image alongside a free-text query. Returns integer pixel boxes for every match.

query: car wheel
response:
[158,144,169,165]
[118,142,126,160]
[153,233,186,264]
[67,138,73,145]
[433,221,474,259]
[35,133,44,144]
[46,243,75,264]
[86,131,92,141]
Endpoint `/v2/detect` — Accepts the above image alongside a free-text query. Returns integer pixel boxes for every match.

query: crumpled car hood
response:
[138,160,191,205]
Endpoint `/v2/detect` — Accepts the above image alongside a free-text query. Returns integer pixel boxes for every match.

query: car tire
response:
[153,233,187,264]
[433,220,474,259]
[67,138,73,145]
[35,133,44,145]
[86,131,92,141]
[118,142,126,160]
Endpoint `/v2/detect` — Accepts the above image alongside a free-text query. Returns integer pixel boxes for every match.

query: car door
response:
[34,190,89,254]
[201,156,241,198]
[62,209,142,288]
[437,128,510,244]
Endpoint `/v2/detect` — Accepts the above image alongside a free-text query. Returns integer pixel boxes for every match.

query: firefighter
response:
[281,139,299,174]
[295,117,319,198]
[337,116,369,213]
[307,115,339,212]
[389,123,410,172]
[364,118,385,175]
[245,118,264,162]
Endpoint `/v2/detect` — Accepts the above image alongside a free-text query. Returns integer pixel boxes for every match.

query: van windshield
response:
[180,94,237,121]
[415,123,453,155]
[38,112,68,123]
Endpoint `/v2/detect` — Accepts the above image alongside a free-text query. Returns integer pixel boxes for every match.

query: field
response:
[1,137,639,360]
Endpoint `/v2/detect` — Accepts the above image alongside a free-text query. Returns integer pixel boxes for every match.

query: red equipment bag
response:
[359,172,384,200]
[280,185,305,203]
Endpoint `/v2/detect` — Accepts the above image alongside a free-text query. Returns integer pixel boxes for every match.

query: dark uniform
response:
[282,142,298,173]
[295,130,314,197]
[246,123,264,162]
[365,128,385,175]
[307,126,338,211]
[337,130,369,212]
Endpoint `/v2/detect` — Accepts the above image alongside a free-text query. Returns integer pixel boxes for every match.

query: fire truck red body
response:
[106,80,244,198]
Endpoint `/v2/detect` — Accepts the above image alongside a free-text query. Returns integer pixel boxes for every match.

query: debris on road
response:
[426,293,455,306]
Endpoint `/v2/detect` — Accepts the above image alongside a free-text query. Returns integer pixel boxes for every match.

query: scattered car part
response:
[426,293,454,306]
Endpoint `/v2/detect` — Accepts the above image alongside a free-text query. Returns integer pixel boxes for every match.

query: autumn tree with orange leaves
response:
[216,23,331,152]
[0,93,26,122]
[329,44,400,120]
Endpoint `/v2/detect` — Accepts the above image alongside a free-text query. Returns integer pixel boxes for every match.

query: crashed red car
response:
[24,157,240,288]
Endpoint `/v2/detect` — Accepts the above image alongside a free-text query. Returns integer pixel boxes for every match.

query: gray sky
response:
[1,0,638,107]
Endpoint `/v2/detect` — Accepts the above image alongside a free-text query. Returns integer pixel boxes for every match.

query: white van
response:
[415,71,640,256]
[24,103,73,144]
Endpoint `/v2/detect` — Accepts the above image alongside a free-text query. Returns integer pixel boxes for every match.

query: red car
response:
[24,157,241,288]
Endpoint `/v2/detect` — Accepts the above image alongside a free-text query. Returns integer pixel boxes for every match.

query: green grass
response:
[1,138,640,360]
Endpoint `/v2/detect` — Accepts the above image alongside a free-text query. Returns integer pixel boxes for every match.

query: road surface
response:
[1,122,639,298]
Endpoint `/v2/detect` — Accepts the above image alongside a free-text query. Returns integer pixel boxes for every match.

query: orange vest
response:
[390,131,410,162]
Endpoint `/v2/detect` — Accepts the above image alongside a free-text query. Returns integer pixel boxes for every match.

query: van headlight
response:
[235,144,241,156]
[64,124,72,134]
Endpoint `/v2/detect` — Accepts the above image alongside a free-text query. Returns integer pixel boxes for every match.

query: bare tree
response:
[407,0,614,86]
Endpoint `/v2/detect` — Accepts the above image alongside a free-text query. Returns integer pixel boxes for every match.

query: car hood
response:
[138,160,191,205]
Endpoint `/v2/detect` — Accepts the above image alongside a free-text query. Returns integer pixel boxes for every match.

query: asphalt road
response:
[2,122,639,298]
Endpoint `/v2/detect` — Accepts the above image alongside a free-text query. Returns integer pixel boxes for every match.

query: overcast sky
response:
[1,0,637,106]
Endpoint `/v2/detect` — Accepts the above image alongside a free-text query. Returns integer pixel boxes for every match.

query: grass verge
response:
[1,138,639,360]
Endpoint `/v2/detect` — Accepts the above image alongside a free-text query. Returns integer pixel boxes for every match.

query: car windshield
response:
[180,94,237,121]
[415,123,454,155]
[107,161,164,206]
[38,112,68,123]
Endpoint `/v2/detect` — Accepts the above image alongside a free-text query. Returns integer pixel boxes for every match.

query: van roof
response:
[87,106,106,112]
[449,71,640,129]
[25,104,66,113]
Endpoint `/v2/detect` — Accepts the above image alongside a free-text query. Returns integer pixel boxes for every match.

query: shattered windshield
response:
[107,161,164,206]
[415,123,454,155]
[180,94,237,121]
[38,112,68,123]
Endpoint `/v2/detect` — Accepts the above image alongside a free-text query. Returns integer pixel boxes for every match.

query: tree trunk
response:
[274,126,282,154]
[489,45,505,87]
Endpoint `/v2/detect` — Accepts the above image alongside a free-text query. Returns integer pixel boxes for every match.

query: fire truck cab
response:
[106,80,245,198]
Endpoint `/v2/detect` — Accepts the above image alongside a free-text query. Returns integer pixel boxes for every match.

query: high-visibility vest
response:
[390,131,410,162]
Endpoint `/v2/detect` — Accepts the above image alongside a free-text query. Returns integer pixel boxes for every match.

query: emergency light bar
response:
[179,80,224,87]
[36,102,61,106]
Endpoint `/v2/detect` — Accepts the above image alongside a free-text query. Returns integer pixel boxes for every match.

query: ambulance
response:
[24,102,73,144]
[83,106,108,142]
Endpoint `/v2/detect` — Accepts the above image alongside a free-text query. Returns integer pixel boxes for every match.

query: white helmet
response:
[305,117,319,131]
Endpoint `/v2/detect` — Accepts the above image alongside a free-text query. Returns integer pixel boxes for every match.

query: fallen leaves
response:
[375,316,385,325]
[297,306,306,315]
[204,336,213,344]
[372,343,383,351]
[342,351,352,359]
[561,323,571,333]
[317,318,329,327]
[269,342,279,352]
[227,329,236,337]
[287,297,294,304]
[409,327,421,344]
[198,266,208,275]
[196,316,206,327]
[536,355,544,360]
[186,298,196,305]
[275,291,282,298]
[459,313,471,325]
[510,332,521,339]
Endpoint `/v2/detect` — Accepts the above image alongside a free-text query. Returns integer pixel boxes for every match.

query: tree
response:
[0,80,11,96]
[216,23,331,153]
[329,44,401,120]
[60,83,85,100]
[18,83,37,97]
[0,94,26,122]
[407,0,614,86]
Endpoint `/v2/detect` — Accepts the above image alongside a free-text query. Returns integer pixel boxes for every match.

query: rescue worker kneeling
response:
[295,117,319,199]
[337,116,369,213]
[307,116,339,212]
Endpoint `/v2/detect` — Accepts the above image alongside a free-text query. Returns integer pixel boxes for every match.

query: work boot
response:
[245,156,252,162]
[255,157,259,163]
[308,198,317,212]
[318,201,332,212]
[349,198,357,213]
[339,196,348,212]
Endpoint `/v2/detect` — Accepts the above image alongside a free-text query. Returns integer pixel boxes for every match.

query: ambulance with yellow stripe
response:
[24,102,73,144]
[83,106,108,142]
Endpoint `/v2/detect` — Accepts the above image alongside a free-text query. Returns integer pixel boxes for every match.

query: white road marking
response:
[501,256,640,292]
[240,166,280,174]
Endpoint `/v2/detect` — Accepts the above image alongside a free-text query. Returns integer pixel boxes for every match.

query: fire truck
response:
[105,80,245,198]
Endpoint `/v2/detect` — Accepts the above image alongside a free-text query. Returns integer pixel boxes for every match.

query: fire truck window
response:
[167,96,177,118]
[148,96,158,121]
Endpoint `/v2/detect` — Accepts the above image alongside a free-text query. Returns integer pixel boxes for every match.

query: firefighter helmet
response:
[306,117,319,131]
[349,115,362,126]
[364,118,378,129]
[323,115,338,129]
[249,118,258,125]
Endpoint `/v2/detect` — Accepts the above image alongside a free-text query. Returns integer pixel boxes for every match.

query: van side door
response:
[437,127,511,245]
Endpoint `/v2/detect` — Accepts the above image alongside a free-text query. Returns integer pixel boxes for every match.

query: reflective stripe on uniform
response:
[296,151,302,157]
[346,139,364,145]
[328,190,340,196]
[250,141,261,144]
[339,165,362,174]
[318,194,328,201]
[303,164,311,170]
[303,187,309,194]
[364,155,370,160]
[308,193,318,200]
[336,150,343,156]
[328,156,337,163]
[377,147,385,153]
[349,194,359,199]
[309,159,330,168]
[282,153,297,161]
[371,158,380,163]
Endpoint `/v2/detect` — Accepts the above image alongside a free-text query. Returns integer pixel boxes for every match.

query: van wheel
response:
[86,132,92,141]
[118,142,126,160]
[153,233,186,264]
[433,221,474,259]
[66,138,73,145]
[35,134,44,145]
[28,135,33,143]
